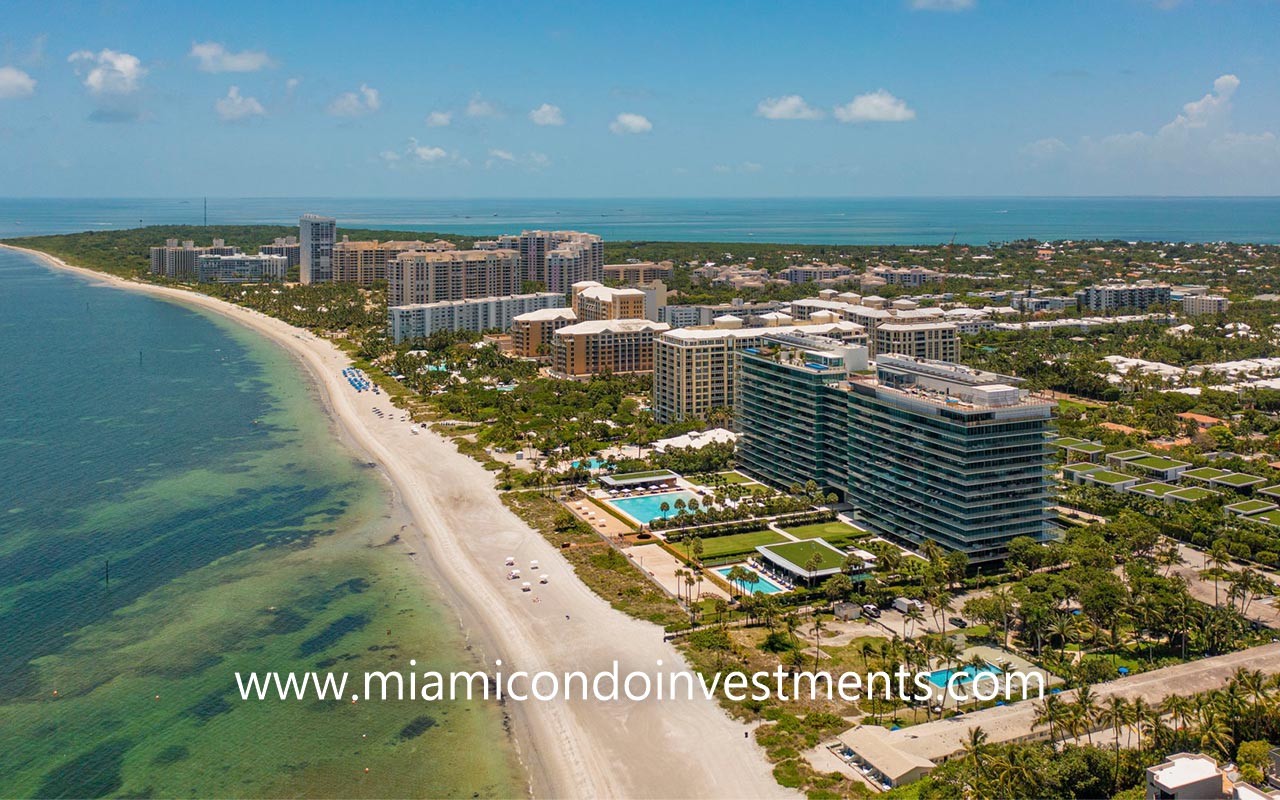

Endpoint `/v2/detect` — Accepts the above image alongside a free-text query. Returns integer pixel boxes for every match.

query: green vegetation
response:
[762,540,846,572]
[782,520,865,543]
[696,530,788,560]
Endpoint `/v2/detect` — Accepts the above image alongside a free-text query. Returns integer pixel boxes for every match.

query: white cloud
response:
[756,94,823,120]
[425,110,452,127]
[68,49,145,95]
[328,84,380,117]
[285,77,300,92]
[1020,137,1068,161]
[485,149,551,169]
[0,66,36,99]
[380,137,462,168]
[610,112,652,135]
[909,0,975,10]
[215,86,265,121]
[189,42,273,73]
[529,103,564,126]
[68,49,147,121]
[833,90,916,123]
[1023,74,1280,191]
[466,97,498,118]
[713,162,764,174]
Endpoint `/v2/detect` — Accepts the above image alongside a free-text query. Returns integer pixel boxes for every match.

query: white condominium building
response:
[195,254,287,283]
[387,292,565,343]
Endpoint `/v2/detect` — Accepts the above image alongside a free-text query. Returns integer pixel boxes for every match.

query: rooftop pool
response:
[715,565,785,595]
[604,490,699,524]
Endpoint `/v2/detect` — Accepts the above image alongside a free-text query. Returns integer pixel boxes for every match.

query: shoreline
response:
[2,243,792,800]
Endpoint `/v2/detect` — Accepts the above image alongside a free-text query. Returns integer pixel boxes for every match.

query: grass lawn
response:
[696,530,789,559]
[1131,455,1190,471]
[712,471,758,485]
[1168,486,1219,502]
[1085,470,1136,485]
[1183,466,1232,481]
[1214,473,1265,488]
[1129,482,1179,497]
[1227,499,1276,515]
[773,522,865,545]
[761,539,847,572]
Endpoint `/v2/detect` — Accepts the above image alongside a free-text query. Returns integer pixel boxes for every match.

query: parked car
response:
[948,616,968,629]
[862,604,881,618]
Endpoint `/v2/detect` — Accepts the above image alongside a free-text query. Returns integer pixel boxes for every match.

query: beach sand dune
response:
[4,244,793,800]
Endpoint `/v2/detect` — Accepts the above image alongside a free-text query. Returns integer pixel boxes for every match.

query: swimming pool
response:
[572,458,609,469]
[605,490,699,524]
[715,566,785,595]
[927,663,1002,688]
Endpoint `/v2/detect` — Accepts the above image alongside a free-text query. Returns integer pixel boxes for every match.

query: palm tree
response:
[904,605,925,639]
[659,500,670,520]
[960,726,990,795]
[1075,685,1099,745]
[1101,695,1130,789]
[1033,695,1064,747]
[810,612,826,669]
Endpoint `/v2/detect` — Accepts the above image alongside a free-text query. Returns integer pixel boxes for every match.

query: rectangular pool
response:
[927,663,1002,688]
[715,566,785,595]
[605,490,699,524]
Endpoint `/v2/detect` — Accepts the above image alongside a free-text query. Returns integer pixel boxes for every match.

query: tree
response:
[659,500,671,520]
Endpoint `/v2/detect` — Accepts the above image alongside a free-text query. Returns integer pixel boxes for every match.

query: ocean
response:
[0,249,521,797]
[1,196,1279,245]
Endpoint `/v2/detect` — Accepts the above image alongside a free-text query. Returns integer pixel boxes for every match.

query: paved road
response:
[1169,541,1280,630]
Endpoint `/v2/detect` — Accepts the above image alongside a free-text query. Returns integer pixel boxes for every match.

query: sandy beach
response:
[2,244,792,800]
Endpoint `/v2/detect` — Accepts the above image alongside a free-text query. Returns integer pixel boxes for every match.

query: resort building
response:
[299,214,336,284]
[331,237,451,285]
[874,321,960,362]
[149,238,240,279]
[603,261,672,285]
[570,281,648,321]
[1183,294,1230,316]
[652,320,867,424]
[511,307,578,358]
[387,249,521,307]
[551,319,670,378]
[1145,753,1228,800]
[387,292,564,343]
[868,265,945,286]
[195,253,287,283]
[474,230,603,292]
[257,236,301,270]
[736,342,1055,563]
[1075,281,1172,312]
[778,264,853,284]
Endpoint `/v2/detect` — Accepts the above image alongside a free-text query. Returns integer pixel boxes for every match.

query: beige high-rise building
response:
[874,322,959,362]
[512,307,578,358]
[1182,294,1229,315]
[570,281,647,321]
[652,321,867,423]
[387,249,520,307]
[331,237,452,285]
[551,319,669,377]
[603,261,673,285]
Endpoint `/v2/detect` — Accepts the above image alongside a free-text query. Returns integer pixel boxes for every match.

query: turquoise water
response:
[606,490,699,523]
[927,663,1003,688]
[4,197,1280,244]
[572,458,609,469]
[0,249,519,797]
[715,567,784,595]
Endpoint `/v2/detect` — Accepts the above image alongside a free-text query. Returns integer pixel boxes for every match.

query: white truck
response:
[892,597,925,614]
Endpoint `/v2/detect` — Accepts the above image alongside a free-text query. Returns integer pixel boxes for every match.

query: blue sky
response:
[1,0,1278,197]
